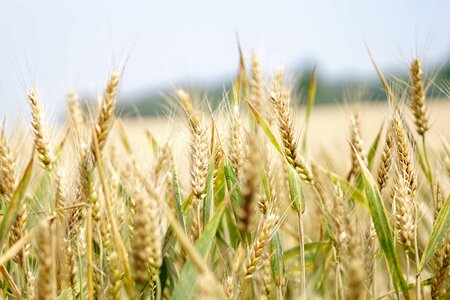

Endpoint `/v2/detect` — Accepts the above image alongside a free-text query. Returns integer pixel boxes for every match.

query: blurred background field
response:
[1,0,450,120]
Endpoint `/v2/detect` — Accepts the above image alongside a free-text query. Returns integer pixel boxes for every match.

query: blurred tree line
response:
[117,62,450,117]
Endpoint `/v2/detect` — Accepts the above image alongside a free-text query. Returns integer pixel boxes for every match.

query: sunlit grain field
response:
[125,99,450,183]
[1,54,450,300]
[132,99,450,153]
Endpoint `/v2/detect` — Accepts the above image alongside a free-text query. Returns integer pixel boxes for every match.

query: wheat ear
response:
[392,115,417,197]
[271,91,313,183]
[410,58,429,136]
[36,220,56,300]
[363,221,377,293]
[393,173,415,249]
[177,89,201,134]
[330,183,350,260]
[377,128,393,190]
[67,90,85,141]
[349,112,367,180]
[92,71,120,155]
[244,214,277,278]
[108,250,122,300]
[431,182,450,298]
[250,53,265,117]
[224,276,234,300]
[239,135,259,236]
[230,103,243,176]
[0,126,15,201]
[132,187,162,286]
[27,88,54,168]
[190,124,209,202]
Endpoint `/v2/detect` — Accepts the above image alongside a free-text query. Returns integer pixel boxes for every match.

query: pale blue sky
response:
[0,0,449,118]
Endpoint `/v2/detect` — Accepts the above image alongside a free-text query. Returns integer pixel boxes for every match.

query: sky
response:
[0,0,449,118]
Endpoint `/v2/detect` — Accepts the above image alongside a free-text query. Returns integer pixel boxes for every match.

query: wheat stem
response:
[298,210,306,300]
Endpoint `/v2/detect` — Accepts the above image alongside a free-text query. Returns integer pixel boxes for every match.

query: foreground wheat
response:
[0,51,449,300]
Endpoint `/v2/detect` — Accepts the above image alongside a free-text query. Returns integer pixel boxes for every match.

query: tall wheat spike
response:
[0,126,15,201]
[27,88,54,169]
[67,90,85,141]
[92,71,120,155]
[271,91,313,183]
[349,112,367,180]
[250,53,265,118]
[410,58,429,136]
[377,128,393,190]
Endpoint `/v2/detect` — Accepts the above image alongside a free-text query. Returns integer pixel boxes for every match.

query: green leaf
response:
[54,127,70,158]
[0,151,33,250]
[234,39,248,104]
[171,201,227,300]
[367,121,384,169]
[145,129,159,155]
[224,162,243,212]
[302,65,317,153]
[160,256,178,297]
[244,98,283,156]
[172,169,186,232]
[271,232,285,288]
[162,227,176,256]
[355,150,408,296]
[260,164,272,202]
[203,157,216,224]
[116,119,132,155]
[224,208,241,249]
[283,241,328,261]
[182,193,194,215]
[31,169,53,212]
[223,162,243,246]
[287,163,306,213]
[418,194,450,272]
[319,166,367,207]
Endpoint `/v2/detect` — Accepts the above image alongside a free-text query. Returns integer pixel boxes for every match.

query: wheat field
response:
[0,54,450,300]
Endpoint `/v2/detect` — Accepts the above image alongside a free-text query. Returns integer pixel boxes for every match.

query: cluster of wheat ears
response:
[0,51,449,300]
